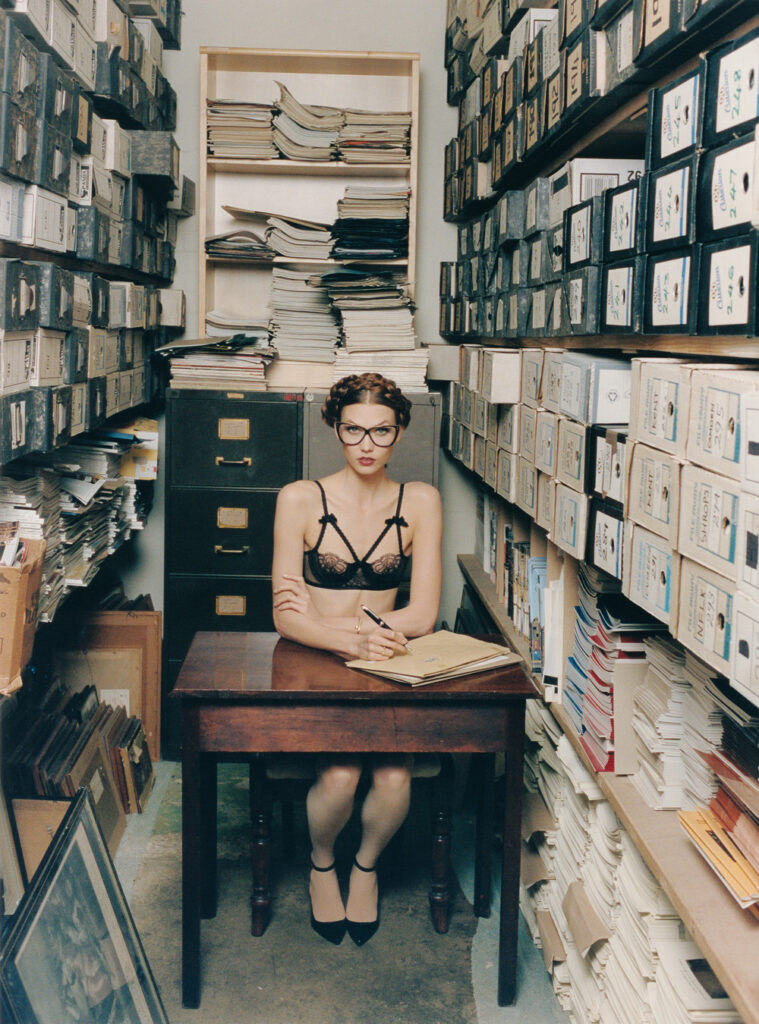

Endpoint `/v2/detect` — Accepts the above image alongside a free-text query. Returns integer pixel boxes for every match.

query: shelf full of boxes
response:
[0,0,191,469]
[439,1,759,1023]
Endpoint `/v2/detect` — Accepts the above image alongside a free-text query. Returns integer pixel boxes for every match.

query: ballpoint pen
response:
[360,605,392,630]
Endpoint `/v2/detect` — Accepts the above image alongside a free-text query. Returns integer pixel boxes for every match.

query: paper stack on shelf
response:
[206,99,277,159]
[205,310,271,342]
[156,336,275,390]
[332,185,410,259]
[337,107,411,163]
[204,228,274,262]
[332,348,428,390]
[318,267,416,354]
[272,82,341,161]
[265,215,334,260]
[270,267,339,362]
[680,653,724,810]
[649,937,742,1023]
[631,636,690,809]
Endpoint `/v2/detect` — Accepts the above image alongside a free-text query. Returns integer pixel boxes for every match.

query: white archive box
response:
[738,390,759,495]
[677,557,734,675]
[536,473,556,534]
[556,417,591,494]
[553,483,589,559]
[541,349,563,413]
[0,331,33,395]
[731,592,759,710]
[622,521,679,631]
[21,186,67,253]
[678,464,741,582]
[534,410,558,476]
[496,448,517,503]
[460,343,482,391]
[736,489,759,600]
[497,403,519,452]
[516,457,538,517]
[29,330,65,387]
[479,348,522,403]
[626,441,681,546]
[592,505,624,579]
[559,351,631,425]
[629,358,691,456]
[520,348,544,408]
[687,366,759,480]
[519,403,538,463]
[594,428,626,506]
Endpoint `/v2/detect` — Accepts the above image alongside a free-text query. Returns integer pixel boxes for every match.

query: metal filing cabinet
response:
[163,388,303,756]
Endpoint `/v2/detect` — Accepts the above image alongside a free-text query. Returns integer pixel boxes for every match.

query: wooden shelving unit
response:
[199,47,420,344]
[458,553,759,1024]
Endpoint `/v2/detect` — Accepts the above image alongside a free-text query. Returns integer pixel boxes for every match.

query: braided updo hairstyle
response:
[321,373,412,429]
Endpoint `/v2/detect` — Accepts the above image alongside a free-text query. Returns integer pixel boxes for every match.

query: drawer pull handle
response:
[215,456,252,467]
[214,545,250,556]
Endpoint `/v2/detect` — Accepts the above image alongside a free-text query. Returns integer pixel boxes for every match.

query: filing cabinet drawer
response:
[166,489,277,575]
[163,575,274,660]
[167,391,301,489]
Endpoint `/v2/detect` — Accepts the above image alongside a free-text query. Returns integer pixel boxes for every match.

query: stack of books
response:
[337,107,411,163]
[270,267,339,362]
[564,564,620,733]
[649,937,742,1022]
[206,98,276,158]
[332,185,410,260]
[272,82,341,161]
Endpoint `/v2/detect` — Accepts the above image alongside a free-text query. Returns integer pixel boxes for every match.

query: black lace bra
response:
[303,480,410,591]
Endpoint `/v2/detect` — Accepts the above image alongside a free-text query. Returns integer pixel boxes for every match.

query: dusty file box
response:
[0,175,24,242]
[0,97,36,183]
[687,367,759,480]
[535,473,556,534]
[36,54,75,135]
[590,500,624,579]
[731,593,759,709]
[516,457,539,518]
[0,331,33,395]
[535,411,558,476]
[565,266,601,335]
[622,521,679,631]
[677,557,733,675]
[130,130,179,188]
[1,12,39,110]
[64,328,88,384]
[31,263,73,331]
[75,207,110,262]
[0,391,32,463]
[646,64,703,170]
[626,442,680,545]
[33,122,72,198]
[678,465,740,581]
[524,178,551,234]
[0,260,39,331]
[554,483,589,560]
[559,352,631,425]
[642,249,700,335]
[48,0,77,69]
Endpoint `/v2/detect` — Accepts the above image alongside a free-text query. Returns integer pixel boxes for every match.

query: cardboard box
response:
[626,441,680,544]
[536,472,556,533]
[622,521,679,630]
[677,557,733,674]
[535,410,558,476]
[678,464,740,581]
[553,483,589,559]
[29,329,65,387]
[687,367,759,480]
[731,592,759,709]
[629,358,691,456]
[556,417,593,493]
[589,499,624,578]
[559,351,631,425]
[480,347,521,403]
[21,185,67,253]
[592,426,627,506]
[0,538,45,690]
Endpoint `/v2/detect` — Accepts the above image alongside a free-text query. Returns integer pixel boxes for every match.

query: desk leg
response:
[474,753,494,918]
[200,755,217,920]
[182,707,202,1009]
[498,703,525,1007]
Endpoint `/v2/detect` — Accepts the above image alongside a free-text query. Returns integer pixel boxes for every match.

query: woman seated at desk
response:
[271,372,443,947]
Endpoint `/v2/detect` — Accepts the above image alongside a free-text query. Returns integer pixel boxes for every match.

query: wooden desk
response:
[171,631,538,1009]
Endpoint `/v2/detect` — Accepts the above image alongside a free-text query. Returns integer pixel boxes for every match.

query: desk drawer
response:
[166,489,277,575]
[167,392,301,489]
[163,575,274,660]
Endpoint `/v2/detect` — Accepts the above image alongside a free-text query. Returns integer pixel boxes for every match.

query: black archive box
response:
[33,123,71,198]
[0,259,39,331]
[502,57,523,120]
[565,265,602,334]
[645,154,699,253]
[30,263,74,330]
[501,108,524,178]
[642,248,701,334]
[525,177,551,236]
[646,64,704,171]
[71,84,93,154]
[76,208,110,264]
[684,0,758,32]
[525,286,550,337]
[698,234,759,336]
[440,262,457,299]
[130,131,180,190]
[563,29,605,123]
[86,377,107,430]
[591,426,627,508]
[30,385,72,452]
[510,239,531,288]
[526,231,551,286]
[697,134,758,243]
[495,190,526,243]
[505,288,531,338]
[0,12,39,112]
[36,54,75,136]
[547,223,565,280]
[703,28,759,148]
[603,2,647,97]
[478,103,493,161]
[603,176,647,260]
[633,0,685,70]
[0,390,31,464]
[588,498,624,579]
[523,31,544,99]
[0,95,35,181]
[544,68,564,141]
[79,272,110,327]
[590,0,631,28]
[63,328,88,384]
[601,257,645,333]
[560,0,589,48]
[564,196,605,272]
[523,88,544,158]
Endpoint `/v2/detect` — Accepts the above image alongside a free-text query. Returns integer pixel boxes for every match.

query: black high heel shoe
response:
[309,860,346,945]
[346,857,380,947]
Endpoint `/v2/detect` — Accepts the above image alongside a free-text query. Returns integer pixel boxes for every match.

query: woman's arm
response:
[271,483,407,660]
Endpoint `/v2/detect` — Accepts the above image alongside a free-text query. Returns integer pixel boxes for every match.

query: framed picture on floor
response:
[0,788,168,1024]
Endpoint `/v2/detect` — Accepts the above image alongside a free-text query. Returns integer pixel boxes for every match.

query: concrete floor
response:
[115,761,568,1024]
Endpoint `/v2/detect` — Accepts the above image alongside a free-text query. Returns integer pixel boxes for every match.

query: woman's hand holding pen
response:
[356,627,408,662]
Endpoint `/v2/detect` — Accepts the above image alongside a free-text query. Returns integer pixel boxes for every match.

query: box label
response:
[660,73,700,161]
[695,384,741,467]
[685,569,732,661]
[531,288,546,330]
[687,478,738,565]
[594,510,623,577]
[651,255,690,327]
[605,265,633,327]
[642,376,679,443]
[707,244,752,326]
[710,140,754,230]
[716,39,759,136]
[609,188,636,253]
[569,277,584,324]
[653,166,689,243]
[569,205,592,264]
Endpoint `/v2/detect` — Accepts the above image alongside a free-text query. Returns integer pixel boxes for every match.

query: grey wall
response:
[116,0,478,627]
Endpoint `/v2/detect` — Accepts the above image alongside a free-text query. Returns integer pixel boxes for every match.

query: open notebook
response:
[346,630,522,686]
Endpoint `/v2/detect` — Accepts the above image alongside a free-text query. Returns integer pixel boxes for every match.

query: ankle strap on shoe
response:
[311,859,336,872]
[353,856,376,872]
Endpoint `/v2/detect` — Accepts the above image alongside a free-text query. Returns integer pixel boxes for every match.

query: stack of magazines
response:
[156,335,276,390]
[332,185,409,260]
[337,108,411,163]
[272,82,341,161]
[266,215,334,260]
[205,310,271,342]
[270,267,339,361]
[204,228,273,262]
[206,99,277,158]
[332,348,429,391]
[318,268,416,352]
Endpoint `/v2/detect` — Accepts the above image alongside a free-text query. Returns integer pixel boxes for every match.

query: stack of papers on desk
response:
[206,99,276,159]
[272,83,340,161]
[338,108,411,163]
[270,268,339,362]
[345,630,521,685]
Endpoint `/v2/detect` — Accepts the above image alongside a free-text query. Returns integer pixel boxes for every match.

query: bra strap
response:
[394,483,407,552]
[310,480,331,552]
[315,480,361,562]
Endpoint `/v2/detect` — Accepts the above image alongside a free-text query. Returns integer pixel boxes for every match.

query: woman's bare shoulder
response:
[277,479,320,510]
[402,481,442,513]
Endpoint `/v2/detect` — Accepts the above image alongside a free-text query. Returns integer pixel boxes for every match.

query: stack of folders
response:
[332,186,410,260]
[649,938,742,1022]
[680,652,725,810]
[337,108,411,163]
[580,599,665,774]
[270,268,340,362]
[631,636,690,810]
[0,470,64,622]
[206,98,276,159]
[272,82,341,161]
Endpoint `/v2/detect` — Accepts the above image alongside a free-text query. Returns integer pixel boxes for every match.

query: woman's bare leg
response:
[307,758,362,921]
[346,755,412,922]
